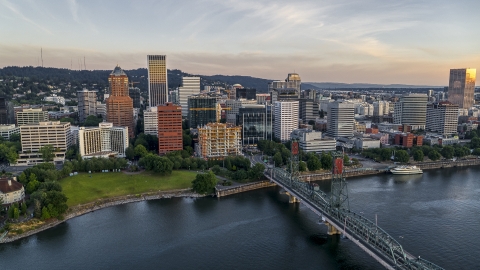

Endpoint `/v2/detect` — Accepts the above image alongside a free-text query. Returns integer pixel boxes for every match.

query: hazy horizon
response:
[1,0,479,85]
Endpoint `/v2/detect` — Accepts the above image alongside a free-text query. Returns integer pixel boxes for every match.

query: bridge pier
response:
[325,222,341,235]
[286,192,299,203]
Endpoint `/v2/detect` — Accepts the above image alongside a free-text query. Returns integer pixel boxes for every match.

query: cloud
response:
[0,0,52,34]
[68,0,79,23]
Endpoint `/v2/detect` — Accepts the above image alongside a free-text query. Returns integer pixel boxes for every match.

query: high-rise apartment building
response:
[77,90,97,123]
[274,101,299,142]
[426,101,459,135]
[144,107,158,137]
[179,77,200,117]
[237,105,273,146]
[147,55,168,107]
[78,122,129,159]
[16,108,49,126]
[393,93,428,130]
[157,103,183,155]
[106,66,134,138]
[448,68,476,109]
[197,123,241,159]
[188,95,218,128]
[327,101,354,138]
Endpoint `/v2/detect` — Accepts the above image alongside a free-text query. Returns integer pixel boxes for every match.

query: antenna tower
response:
[41,48,44,67]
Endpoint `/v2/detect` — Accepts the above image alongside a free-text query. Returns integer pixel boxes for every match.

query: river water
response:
[1,167,479,269]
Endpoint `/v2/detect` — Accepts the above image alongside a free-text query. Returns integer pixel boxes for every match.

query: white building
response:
[274,101,299,142]
[144,107,158,137]
[0,124,19,140]
[327,101,354,138]
[179,77,200,117]
[96,102,106,118]
[77,90,97,122]
[290,129,336,153]
[78,122,129,159]
[43,94,66,105]
[0,179,25,205]
[16,121,72,166]
[426,102,459,135]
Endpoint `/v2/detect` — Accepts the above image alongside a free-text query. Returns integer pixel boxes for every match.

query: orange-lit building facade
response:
[158,102,183,155]
[394,133,423,148]
[106,66,134,138]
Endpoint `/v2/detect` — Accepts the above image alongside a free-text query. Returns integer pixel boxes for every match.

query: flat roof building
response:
[16,108,48,126]
[197,123,241,159]
[158,103,183,155]
[78,122,129,159]
[144,107,158,137]
[448,68,476,109]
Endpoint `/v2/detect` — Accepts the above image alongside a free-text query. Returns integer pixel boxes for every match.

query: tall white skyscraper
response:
[179,77,200,117]
[147,55,168,107]
[274,101,299,142]
[327,101,354,138]
[144,107,159,137]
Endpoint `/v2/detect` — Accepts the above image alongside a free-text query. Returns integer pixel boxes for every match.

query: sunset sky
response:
[1,0,479,85]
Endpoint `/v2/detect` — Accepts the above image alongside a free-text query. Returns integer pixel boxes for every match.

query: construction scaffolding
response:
[197,123,242,159]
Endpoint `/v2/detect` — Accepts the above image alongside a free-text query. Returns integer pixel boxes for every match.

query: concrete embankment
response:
[1,189,203,244]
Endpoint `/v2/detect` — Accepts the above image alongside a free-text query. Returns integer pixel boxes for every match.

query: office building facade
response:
[274,101,299,142]
[188,95,218,128]
[106,66,134,138]
[448,68,476,109]
[299,99,319,123]
[426,101,459,135]
[129,87,141,108]
[237,105,273,146]
[144,107,158,137]
[0,124,20,140]
[147,55,168,107]
[327,101,355,138]
[179,77,200,117]
[393,93,428,130]
[235,88,256,100]
[77,90,97,123]
[157,103,183,155]
[16,108,49,126]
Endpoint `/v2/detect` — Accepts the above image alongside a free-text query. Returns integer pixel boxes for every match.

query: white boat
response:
[390,165,423,175]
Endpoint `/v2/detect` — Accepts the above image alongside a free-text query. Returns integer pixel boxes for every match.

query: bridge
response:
[254,148,443,270]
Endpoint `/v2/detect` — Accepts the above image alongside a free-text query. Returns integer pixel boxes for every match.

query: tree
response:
[320,152,333,170]
[39,144,55,162]
[41,206,51,220]
[134,144,148,159]
[441,146,454,159]
[394,150,410,163]
[273,152,283,167]
[9,133,20,142]
[307,154,321,171]
[83,115,102,127]
[413,150,424,162]
[125,146,135,160]
[191,171,217,194]
[21,203,27,215]
[343,155,350,166]
[428,150,441,161]
[13,207,20,219]
[472,148,480,156]
[299,161,307,172]
[471,137,480,149]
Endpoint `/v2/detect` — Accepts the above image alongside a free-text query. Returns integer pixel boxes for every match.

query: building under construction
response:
[196,123,241,159]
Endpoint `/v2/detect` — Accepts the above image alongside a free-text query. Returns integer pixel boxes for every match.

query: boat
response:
[390,165,423,175]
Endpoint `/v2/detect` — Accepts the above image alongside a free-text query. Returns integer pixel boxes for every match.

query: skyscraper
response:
[327,101,354,138]
[77,90,97,123]
[147,55,168,107]
[157,103,183,155]
[393,93,428,130]
[426,101,458,135]
[106,66,134,138]
[448,68,476,109]
[179,77,200,117]
[274,101,299,142]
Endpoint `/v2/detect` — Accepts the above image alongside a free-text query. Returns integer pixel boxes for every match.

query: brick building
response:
[106,66,134,138]
[158,103,183,155]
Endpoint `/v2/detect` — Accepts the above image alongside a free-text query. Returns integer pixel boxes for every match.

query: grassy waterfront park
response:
[60,170,199,207]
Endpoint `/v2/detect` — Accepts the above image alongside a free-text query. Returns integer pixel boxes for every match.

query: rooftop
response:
[0,179,23,194]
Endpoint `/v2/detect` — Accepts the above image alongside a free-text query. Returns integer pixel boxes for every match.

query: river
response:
[1,166,479,269]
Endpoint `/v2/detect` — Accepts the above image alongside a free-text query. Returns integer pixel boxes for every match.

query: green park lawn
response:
[60,170,198,207]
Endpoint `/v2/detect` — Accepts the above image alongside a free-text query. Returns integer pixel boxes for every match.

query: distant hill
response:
[199,75,272,93]
[305,82,445,90]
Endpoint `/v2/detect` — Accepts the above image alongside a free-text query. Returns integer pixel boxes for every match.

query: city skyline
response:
[1,0,479,85]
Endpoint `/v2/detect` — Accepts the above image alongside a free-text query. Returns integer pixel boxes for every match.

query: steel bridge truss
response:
[267,167,443,270]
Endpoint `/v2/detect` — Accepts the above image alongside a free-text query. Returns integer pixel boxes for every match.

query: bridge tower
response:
[330,152,349,211]
[286,139,300,203]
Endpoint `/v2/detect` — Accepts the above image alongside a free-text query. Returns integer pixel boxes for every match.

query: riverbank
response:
[0,188,204,244]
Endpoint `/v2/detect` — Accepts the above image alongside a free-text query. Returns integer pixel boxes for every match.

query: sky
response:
[0,0,479,85]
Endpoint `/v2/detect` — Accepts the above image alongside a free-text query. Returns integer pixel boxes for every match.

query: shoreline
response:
[1,188,205,244]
